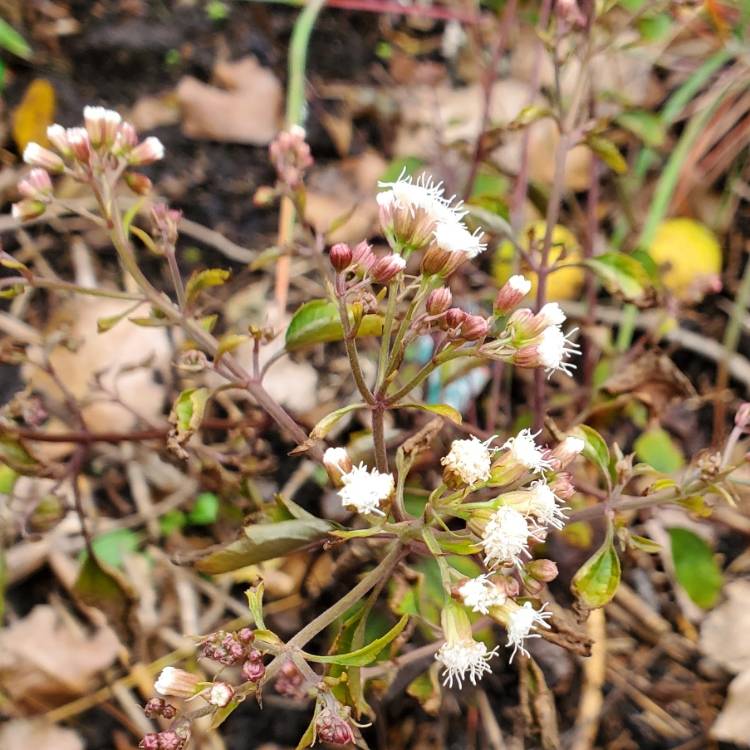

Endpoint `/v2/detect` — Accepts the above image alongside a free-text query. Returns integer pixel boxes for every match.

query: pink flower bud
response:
[549,436,585,469]
[18,169,53,201]
[426,287,452,315]
[144,697,177,719]
[329,243,353,272]
[12,199,46,222]
[444,307,467,329]
[124,171,153,195]
[84,105,122,146]
[526,558,559,582]
[208,681,234,707]
[351,240,375,270]
[151,203,181,246]
[66,127,93,164]
[139,734,160,750]
[549,471,575,500]
[115,121,139,152]
[371,253,406,284]
[316,707,357,746]
[23,143,65,173]
[494,274,531,314]
[241,655,266,683]
[154,667,200,699]
[46,124,72,156]
[421,243,456,277]
[460,314,489,341]
[128,136,165,165]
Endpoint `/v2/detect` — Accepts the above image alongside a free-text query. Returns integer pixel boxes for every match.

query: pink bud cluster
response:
[138,730,188,750]
[329,240,406,290]
[13,106,164,222]
[315,706,357,746]
[269,125,313,188]
[199,626,255,666]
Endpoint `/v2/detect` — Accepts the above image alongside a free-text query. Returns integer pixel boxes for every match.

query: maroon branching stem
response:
[580,151,600,399]
[463,0,518,201]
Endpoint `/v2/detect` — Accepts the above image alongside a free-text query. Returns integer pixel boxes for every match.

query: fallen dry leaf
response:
[0,604,119,707]
[0,719,83,750]
[177,57,282,145]
[129,91,181,132]
[23,297,172,458]
[12,78,56,152]
[710,670,750,745]
[700,579,750,674]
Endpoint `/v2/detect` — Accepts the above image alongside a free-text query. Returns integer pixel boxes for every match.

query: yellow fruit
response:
[648,218,722,300]
[492,221,585,302]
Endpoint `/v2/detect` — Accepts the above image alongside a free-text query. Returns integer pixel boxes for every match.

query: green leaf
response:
[398,402,462,424]
[188,492,219,525]
[194,517,333,574]
[97,302,141,333]
[572,425,612,484]
[668,527,723,609]
[185,268,231,304]
[638,12,672,41]
[508,104,553,130]
[209,700,240,729]
[302,614,408,666]
[159,510,186,535]
[616,110,665,148]
[585,252,651,302]
[585,134,628,174]
[0,19,31,60]
[629,534,661,554]
[245,582,266,628]
[406,664,441,715]
[0,436,41,475]
[571,521,621,609]
[0,464,17,494]
[634,428,684,474]
[285,299,383,351]
[170,387,209,443]
[310,403,365,440]
[73,553,137,642]
[215,333,248,363]
[89,529,141,568]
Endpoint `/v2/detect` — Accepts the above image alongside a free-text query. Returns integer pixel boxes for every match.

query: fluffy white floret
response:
[338,463,394,516]
[505,602,552,662]
[435,637,498,688]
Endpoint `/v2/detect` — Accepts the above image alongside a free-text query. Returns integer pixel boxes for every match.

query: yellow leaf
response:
[12,79,56,152]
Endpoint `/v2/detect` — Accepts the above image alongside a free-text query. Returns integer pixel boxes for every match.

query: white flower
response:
[441,436,495,487]
[526,480,568,530]
[501,429,551,473]
[537,325,580,376]
[323,447,350,471]
[559,436,584,457]
[208,681,234,707]
[154,667,200,698]
[505,602,552,662]
[435,637,498,688]
[458,575,506,614]
[481,506,532,568]
[377,170,459,223]
[338,463,394,516]
[537,302,566,327]
[508,274,532,295]
[23,142,64,172]
[434,220,487,259]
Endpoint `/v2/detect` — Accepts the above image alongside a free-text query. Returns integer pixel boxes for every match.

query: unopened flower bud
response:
[494,274,531,314]
[144,697,177,719]
[351,240,375,270]
[237,627,255,644]
[23,143,65,173]
[46,124,71,156]
[426,287,452,315]
[18,168,53,202]
[66,127,93,164]
[241,653,266,683]
[269,126,313,187]
[316,706,357,746]
[115,121,139,153]
[84,105,122,146]
[154,667,200,699]
[139,734,160,750]
[460,314,489,341]
[128,136,165,166]
[371,253,406,284]
[526,558,559,583]
[12,199,46,222]
[330,243,353,272]
[124,171,153,195]
[549,471,576,500]
[445,307,467,329]
[549,436,585,469]
[157,730,185,750]
[323,447,353,487]
[151,203,181,247]
[209,681,234,707]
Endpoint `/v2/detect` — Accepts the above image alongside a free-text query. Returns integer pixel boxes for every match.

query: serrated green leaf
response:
[285,298,383,351]
[310,402,365,440]
[194,517,333,574]
[668,527,723,609]
[398,402,462,424]
[571,521,621,609]
[302,614,408,666]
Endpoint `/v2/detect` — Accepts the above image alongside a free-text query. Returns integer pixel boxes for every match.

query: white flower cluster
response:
[441,435,496,487]
[435,637,499,688]
[337,463,394,516]
[458,574,506,615]
[506,602,552,662]
[377,171,486,259]
[501,428,551,473]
